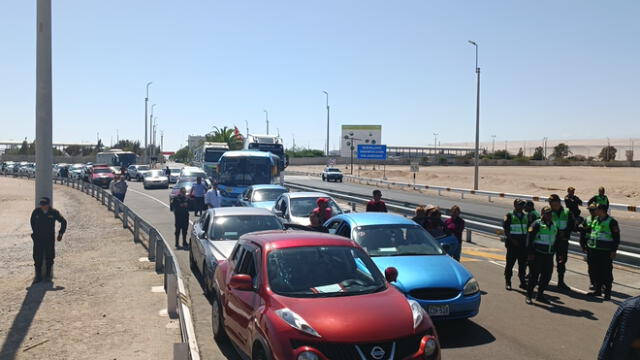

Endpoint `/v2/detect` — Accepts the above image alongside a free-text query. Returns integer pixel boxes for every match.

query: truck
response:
[193,142,229,179]
[96,149,137,171]
[244,134,288,171]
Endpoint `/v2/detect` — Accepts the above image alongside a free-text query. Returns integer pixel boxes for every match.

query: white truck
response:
[193,142,229,179]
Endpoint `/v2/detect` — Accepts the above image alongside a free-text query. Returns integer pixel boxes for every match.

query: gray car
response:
[126,164,150,181]
[272,192,344,226]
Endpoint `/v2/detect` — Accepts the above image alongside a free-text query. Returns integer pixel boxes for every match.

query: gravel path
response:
[0,177,179,359]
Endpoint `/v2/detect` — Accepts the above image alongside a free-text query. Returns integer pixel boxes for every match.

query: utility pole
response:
[245,120,249,138]
[35,0,53,206]
[468,40,480,190]
[264,109,269,135]
[323,91,330,156]
[160,131,164,163]
[433,133,439,153]
[491,135,496,153]
[144,82,152,163]
[116,129,119,143]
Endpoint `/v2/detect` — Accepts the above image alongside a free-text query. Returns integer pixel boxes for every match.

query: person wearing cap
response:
[526,206,559,304]
[171,187,190,249]
[309,197,333,226]
[366,189,388,212]
[30,197,67,283]
[586,204,620,300]
[579,203,599,290]
[564,186,583,220]
[548,193,575,290]
[502,199,529,290]
[588,186,610,211]
[525,200,540,226]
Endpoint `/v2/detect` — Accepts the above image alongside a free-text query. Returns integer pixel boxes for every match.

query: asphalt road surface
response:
[121,180,640,360]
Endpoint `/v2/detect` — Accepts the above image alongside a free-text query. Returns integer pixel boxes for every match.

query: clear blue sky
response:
[1,0,638,151]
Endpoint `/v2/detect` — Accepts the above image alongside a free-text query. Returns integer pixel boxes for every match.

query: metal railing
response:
[2,173,200,360]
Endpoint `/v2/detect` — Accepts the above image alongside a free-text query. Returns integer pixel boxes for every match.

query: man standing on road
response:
[526,206,559,304]
[171,187,190,249]
[549,194,575,290]
[205,183,221,209]
[564,186,583,220]
[525,200,540,226]
[189,177,207,216]
[366,190,388,212]
[588,186,610,211]
[110,176,128,202]
[586,204,620,300]
[30,197,67,283]
[502,199,529,291]
[578,204,599,290]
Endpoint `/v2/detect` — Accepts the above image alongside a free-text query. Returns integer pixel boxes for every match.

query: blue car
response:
[324,213,481,320]
[236,184,288,210]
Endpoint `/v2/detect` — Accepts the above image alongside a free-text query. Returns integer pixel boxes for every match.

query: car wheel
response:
[189,248,197,272]
[211,294,228,342]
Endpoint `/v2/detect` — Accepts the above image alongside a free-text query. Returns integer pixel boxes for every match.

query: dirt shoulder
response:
[0,177,179,359]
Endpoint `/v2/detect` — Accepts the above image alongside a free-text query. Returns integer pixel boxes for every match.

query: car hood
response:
[371,255,471,292]
[272,287,416,343]
[205,240,236,260]
[251,201,276,210]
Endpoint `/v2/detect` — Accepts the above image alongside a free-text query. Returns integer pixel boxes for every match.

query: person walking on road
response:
[586,204,620,300]
[445,205,465,261]
[205,183,221,209]
[578,204,599,290]
[189,177,207,216]
[30,197,67,283]
[564,186,583,220]
[366,190,388,212]
[525,200,540,226]
[526,206,559,304]
[110,175,128,202]
[549,194,575,290]
[503,199,529,291]
[171,187,190,249]
[164,166,170,177]
[588,186,610,211]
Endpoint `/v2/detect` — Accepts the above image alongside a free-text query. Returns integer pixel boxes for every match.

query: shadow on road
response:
[436,319,496,349]
[0,281,64,360]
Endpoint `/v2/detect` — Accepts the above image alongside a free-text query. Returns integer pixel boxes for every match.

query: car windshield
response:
[170,168,181,174]
[93,168,111,174]
[326,168,341,173]
[147,170,164,177]
[210,215,282,240]
[219,156,273,186]
[268,246,385,298]
[252,188,286,202]
[290,197,342,217]
[138,165,150,170]
[174,181,193,190]
[352,224,444,257]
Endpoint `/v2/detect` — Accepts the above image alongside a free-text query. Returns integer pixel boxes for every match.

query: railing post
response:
[488,195,493,203]
[133,216,140,243]
[351,202,356,212]
[101,189,106,206]
[167,264,178,319]
[114,200,120,218]
[155,237,164,273]
[148,229,156,261]
[461,192,465,199]
[466,229,472,243]
[437,189,442,196]
[107,194,112,211]
[122,207,128,229]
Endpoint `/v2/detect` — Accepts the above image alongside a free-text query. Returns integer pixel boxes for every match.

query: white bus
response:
[96,149,137,170]
[193,142,229,178]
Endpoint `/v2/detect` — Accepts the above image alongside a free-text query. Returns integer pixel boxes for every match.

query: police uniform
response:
[525,201,540,227]
[588,193,610,210]
[578,205,598,288]
[502,204,529,290]
[526,212,559,304]
[30,201,67,281]
[549,195,575,289]
[171,194,190,248]
[586,213,620,300]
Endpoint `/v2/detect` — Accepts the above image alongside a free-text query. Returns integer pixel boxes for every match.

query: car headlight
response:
[408,299,424,329]
[275,308,321,338]
[424,336,438,356]
[463,277,480,296]
[297,351,319,360]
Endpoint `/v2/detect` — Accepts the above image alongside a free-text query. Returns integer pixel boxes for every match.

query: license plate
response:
[428,305,450,316]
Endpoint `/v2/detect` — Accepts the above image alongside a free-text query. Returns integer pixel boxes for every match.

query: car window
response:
[210,215,283,240]
[353,225,444,256]
[252,188,287,202]
[232,247,245,271]
[200,213,211,234]
[326,220,342,235]
[336,223,351,238]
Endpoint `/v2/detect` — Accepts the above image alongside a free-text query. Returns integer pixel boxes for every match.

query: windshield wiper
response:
[388,252,434,256]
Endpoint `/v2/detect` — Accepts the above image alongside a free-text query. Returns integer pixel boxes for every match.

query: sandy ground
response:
[291,165,640,204]
[0,177,179,359]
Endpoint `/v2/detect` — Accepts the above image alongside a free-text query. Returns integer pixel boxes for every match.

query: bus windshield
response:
[204,149,225,163]
[114,153,137,167]
[219,156,273,186]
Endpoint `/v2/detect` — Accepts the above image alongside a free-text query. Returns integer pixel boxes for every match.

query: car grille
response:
[409,288,460,300]
[291,333,424,360]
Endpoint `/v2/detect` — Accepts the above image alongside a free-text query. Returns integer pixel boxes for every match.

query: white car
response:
[168,167,181,183]
[272,192,344,226]
[179,166,207,182]
[126,164,151,181]
[143,169,169,189]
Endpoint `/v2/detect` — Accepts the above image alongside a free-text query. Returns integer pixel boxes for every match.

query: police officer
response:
[30,197,67,283]
[171,187,190,249]
[564,186,583,220]
[526,206,559,304]
[588,186,610,210]
[548,194,575,290]
[524,200,540,226]
[578,203,598,290]
[586,204,620,300]
[502,199,529,290]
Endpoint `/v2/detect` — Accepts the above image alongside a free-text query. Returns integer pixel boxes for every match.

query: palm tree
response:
[205,126,244,150]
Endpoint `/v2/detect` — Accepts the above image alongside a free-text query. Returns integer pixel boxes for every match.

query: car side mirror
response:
[229,274,253,291]
[385,267,398,283]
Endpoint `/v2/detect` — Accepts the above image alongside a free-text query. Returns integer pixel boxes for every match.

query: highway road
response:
[121,179,640,360]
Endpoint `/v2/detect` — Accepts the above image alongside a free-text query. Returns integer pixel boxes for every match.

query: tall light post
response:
[35,0,53,206]
[144,81,152,163]
[491,135,496,153]
[433,133,439,153]
[468,40,480,190]
[323,91,330,156]
[245,120,249,138]
[263,109,269,134]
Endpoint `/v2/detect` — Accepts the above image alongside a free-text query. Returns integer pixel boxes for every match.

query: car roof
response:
[206,207,275,217]
[333,212,417,226]
[241,230,356,250]
[250,184,287,190]
[284,191,331,199]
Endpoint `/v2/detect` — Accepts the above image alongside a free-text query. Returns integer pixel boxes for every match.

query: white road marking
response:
[151,286,165,293]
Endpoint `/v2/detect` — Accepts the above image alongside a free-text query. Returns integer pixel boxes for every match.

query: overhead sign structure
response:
[357,144,387,160]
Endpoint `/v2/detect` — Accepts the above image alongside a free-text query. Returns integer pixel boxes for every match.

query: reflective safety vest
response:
[509,211,528,235]
[533,220,558,254]
[552,209,570,230]
[527,210,540,224]
[588,217,614,251]
[594,195,609,206]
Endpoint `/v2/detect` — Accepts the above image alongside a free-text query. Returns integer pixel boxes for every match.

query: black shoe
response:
[536,294,550,304]
[557,282,571,291]
[587,290,602,297]
[519,283,528,290]
[505,283,512,291]
[175,244,181,249]
[525,297,533,305]
[182,243,189,249]
[604,292,611,301]
[589,284,596,291]
[32,276,42,284]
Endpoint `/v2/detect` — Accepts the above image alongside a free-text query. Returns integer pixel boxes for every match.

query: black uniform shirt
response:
[527,220,560,255]
[172,195,190,218]
[30,208,67,239]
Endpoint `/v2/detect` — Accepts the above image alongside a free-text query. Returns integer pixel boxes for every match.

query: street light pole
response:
[433,133,439,152]
[144,82,152,163]
[245,120,249,138]
[264,110,269,135]
[35,0,53,206]
[323,91,330,156]
[468,40,480,190]
[491,135,496,153]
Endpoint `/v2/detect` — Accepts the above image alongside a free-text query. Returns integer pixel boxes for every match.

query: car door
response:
[193,213,211,272]
[273,196,284,216]
[225,244,261,348]
[325,219,343,235]
[336,222,352,239]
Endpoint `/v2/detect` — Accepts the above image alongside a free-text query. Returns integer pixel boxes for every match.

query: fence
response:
[2,173,200,360]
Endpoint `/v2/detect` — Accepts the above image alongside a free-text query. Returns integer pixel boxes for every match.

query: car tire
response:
[189,248,197,272]
[211,294,228,342]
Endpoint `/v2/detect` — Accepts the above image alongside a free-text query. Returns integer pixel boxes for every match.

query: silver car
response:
[142,169,169,189]
[272,192,344,226]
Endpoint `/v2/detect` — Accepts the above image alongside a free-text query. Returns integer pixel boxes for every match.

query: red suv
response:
[212,231,440,360]
[90,165,115,188]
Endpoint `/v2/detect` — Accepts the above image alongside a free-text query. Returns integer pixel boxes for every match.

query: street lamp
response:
[468,40,480,190]
[323,91,330,156]
[150,103,156,146]
[35,0,53,206]
[433,133,439,152]
[491,135,496,153]
[144,81,153,163]
[343,132,362,175]
[263,110,269,135]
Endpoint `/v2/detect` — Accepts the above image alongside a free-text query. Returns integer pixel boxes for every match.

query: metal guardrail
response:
[287,171,640,214]
[2,173,200,360]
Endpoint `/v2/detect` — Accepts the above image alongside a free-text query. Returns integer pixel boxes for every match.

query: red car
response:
[90,165,115,188]
[212,231,440,360]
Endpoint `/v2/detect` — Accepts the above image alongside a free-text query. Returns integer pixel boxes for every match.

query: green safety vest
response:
[594,195,609,206]
[552,208,570,230]
[527,210,540,223]
[588,217,614,251]
[509,211,528,235]
[533,220,558,254]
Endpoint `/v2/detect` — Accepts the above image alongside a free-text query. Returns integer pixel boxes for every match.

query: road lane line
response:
[463,249,506,261]
[128,188,194,225]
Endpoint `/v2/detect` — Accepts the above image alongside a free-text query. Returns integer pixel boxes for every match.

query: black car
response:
[321,167,343,182]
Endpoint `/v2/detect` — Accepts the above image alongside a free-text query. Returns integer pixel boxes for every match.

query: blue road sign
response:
[357,144,387,160]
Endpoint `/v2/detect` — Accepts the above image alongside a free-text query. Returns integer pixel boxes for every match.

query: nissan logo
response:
[370,346,385,360]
